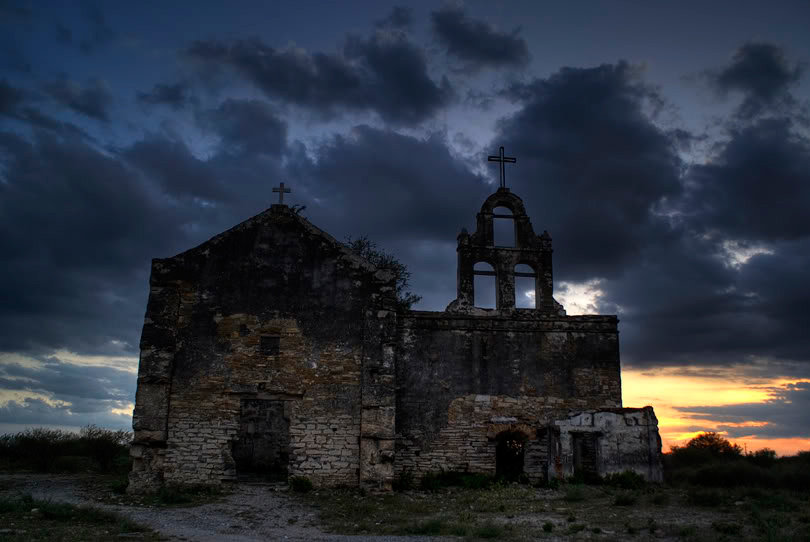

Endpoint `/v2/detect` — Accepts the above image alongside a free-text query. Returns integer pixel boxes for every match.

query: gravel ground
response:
[0,474,443,541]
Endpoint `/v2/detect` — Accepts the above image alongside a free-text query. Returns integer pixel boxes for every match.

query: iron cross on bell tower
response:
[488,146,516,189]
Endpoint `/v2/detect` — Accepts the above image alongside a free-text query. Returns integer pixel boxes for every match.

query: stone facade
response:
[129,189,663,493]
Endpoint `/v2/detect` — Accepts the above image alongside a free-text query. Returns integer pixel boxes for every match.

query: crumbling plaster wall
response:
[129,205,397,492]
[555,407,664,482]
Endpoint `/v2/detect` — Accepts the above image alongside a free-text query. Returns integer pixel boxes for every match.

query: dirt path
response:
[0,474,441,541]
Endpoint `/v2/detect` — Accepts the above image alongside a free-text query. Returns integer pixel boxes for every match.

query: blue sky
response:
[1,0,809,451]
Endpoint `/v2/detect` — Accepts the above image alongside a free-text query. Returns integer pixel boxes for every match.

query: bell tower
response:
[447,187,564,314]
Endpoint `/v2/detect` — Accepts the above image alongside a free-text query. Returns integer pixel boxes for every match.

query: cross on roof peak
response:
[272,181,291,205]
[487,146,516,189]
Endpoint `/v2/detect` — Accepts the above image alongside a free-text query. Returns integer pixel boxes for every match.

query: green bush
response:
[78,425,131,473]
[604,470,646,490]
[290,476,314,493]
[687,488,723,507]
[419,470,494,491]
[111,475,129,494]
[747,448,777,468]
[712,521,743,535]
[473,522,503,539]
[0,425,131,473]
[667,432,742,471]
[542,521,553,532]
[393,469,415,491]
[562,484,586,502]
[613,491,639,506]
[691,460,774,488]
[0,428,73,471]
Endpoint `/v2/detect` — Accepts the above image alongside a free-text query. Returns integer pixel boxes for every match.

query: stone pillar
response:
[128,265,179,493]
[497,260,515,310]
[359,308,398,490]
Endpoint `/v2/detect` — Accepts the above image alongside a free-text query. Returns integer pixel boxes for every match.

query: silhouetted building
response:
[129,186,662,493]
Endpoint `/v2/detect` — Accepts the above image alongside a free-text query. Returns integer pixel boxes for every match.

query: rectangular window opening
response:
[260,335,280,356]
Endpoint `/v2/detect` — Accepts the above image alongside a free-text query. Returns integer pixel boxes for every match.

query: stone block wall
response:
[393,311,624,483]
[129,205,397,492]
[395,393,585,483]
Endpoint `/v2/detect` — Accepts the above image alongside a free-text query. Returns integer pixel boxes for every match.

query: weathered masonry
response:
[129,186,663,493]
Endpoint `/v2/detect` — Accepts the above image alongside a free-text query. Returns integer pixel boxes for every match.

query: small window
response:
[473,262,496,309]
[493,206,514,247]
[260,335,280,356]
[515,264,536,309]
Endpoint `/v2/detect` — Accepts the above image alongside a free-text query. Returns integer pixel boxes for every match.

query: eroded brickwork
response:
[129,189,663,493]
[129,205,397,492]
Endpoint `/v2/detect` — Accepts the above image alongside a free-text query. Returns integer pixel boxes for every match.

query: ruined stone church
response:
[128,162,663,492]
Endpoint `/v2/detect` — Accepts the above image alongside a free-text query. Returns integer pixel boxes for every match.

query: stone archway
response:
[495,430,528,481]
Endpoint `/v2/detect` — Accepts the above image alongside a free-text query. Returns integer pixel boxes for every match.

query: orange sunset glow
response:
[623,367,810,456]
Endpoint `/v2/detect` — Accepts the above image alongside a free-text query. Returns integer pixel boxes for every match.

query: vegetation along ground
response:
[0,427,808,541]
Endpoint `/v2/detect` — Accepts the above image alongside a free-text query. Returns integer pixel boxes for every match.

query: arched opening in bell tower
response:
[473,261,496,308]
[492,206,515,247]
[514,264,537,309]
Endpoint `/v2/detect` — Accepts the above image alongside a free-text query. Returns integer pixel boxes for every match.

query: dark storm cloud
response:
[0,357,133,405]
[595,115,810,368]
[124,137,229,203]
[0,354,134,430]
[0,130,205,354]
[286,125,489,243]
[0,80,92,139]
[202,99,287,156]
[0,79,24,114]
[0,0,31,21]
[375,6,412,29]
[706,42,804,119]
[283,125,488,310]
[0,93,295,356]
[490,59,810,371]
[675,382,810,439]
[77,1,115,54]
[597,237,810,367]
[54,22,73,45]
[431,5,530,71]
[0,398,131,429]
[136,82,196,109]
[684,118,810,242]
[42,78,112,121]
[608,94,810,367]
[187,30,451,125]
[494,62,683,280]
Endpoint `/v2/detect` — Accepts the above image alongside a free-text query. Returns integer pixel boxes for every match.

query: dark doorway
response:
[496,431,527,481]
[571,432,599,482]
[232,398,290,480]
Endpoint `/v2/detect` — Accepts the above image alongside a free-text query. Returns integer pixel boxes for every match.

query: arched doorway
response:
[496,430,528,481]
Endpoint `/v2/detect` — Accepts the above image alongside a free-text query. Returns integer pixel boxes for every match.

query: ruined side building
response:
[128,186,663,493]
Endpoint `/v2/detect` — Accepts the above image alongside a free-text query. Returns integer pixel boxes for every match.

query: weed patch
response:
[613,491,638,506]
[0,494,157,540]
[687,488,723,507]
[290,476,313,493]
[604,470,646,490]
[153,483,224,506]
[562,484,586,502]
[712,520,742,535]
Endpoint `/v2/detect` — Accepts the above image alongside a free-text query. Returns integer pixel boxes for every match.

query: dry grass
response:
[303,482,810,540]
[0,494,162,541]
